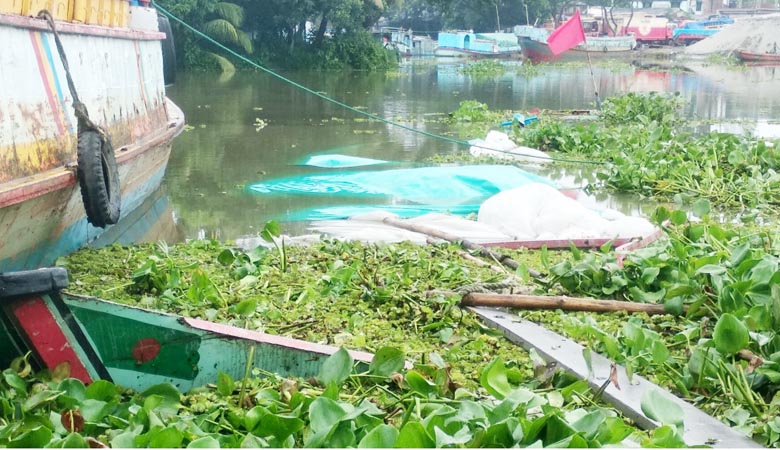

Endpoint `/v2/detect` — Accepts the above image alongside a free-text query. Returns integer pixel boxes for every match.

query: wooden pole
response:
[585,49,602,111]
[381,216,542,278]
[461,292,677,315]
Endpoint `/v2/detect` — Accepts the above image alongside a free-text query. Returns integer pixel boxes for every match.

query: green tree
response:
[201,2,252,72]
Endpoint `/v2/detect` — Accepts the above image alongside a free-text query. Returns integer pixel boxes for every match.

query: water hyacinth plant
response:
[1,346,660,447]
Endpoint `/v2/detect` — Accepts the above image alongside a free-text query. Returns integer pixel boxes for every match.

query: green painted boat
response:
[0,268,373,391]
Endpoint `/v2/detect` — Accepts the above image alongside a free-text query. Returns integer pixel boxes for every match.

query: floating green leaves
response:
[317,347,353,386]
[641,389,684,431]
[713,313,749,355]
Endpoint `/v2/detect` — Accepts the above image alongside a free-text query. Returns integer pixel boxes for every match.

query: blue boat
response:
[673,15,733,44]
[434,31,521,58]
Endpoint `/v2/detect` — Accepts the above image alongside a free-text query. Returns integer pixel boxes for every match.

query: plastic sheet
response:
[299,154,389,168]
[249,165,554,205]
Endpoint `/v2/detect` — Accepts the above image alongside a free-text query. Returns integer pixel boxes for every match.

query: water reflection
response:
[148,62,780,243]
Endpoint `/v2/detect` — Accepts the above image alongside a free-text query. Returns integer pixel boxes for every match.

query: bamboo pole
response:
[461,292,677,315]
[381,216,542,278]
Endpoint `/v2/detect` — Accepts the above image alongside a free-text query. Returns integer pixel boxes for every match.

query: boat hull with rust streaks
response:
[0,9,185,272]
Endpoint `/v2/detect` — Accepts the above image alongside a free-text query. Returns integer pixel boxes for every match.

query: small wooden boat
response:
[0,268,373,391]
[736,49,780,64]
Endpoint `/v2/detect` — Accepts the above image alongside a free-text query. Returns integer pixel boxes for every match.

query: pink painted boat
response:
[0,2,185,272]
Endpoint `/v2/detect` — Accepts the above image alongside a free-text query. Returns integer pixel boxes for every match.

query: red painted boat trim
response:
[184,318,376,364]
[0,12,165,40]
[0,99,184,208]
[483,237,633,250]
[11,296,92,383]
[483,226,664,264]
[30,31,68,136]
[615,226,666,267]
[736,50,780,63]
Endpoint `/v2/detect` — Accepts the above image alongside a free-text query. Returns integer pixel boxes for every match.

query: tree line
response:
[156,0,619,71]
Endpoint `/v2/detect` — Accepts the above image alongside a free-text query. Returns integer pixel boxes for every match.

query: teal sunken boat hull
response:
[0,268,373,391]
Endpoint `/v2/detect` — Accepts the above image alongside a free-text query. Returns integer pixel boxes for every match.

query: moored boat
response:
[672,16,732,45]
[572,34,636,52]
[434,31,521,58]
[736,49,780,63]
[516,26,635,62]
[0,0,185,272]
[518,35,558,62]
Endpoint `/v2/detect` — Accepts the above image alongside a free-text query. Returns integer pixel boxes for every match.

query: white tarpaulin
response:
[306,183,657,244]
[469,130,552,163]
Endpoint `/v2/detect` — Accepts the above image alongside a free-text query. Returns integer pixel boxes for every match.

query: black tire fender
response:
[158,14,176,85]
[76,130,121,228]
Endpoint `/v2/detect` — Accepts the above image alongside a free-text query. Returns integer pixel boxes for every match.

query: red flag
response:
[546,10,586,55]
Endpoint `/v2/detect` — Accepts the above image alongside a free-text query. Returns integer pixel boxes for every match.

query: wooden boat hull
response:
[434,47,521,58]
[521,35,636,63]
[0,10,185,272]
[0,100,183,272]
[1,268,374,391]
[572,35,637,52]
[519,36,558,62]
[736,49,780,63]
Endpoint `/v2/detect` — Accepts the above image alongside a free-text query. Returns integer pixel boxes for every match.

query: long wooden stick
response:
[381,216,542,278]
[461,292,676,315]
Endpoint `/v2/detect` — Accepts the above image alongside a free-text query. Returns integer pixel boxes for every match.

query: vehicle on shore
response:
[623,15,676,45]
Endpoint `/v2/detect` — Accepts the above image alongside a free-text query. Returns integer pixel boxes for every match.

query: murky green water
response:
[145,59,780,243]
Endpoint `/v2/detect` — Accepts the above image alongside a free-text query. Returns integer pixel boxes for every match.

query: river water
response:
[128,58,780,245]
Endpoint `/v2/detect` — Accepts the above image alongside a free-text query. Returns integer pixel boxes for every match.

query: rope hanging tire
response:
[40,10,121,227]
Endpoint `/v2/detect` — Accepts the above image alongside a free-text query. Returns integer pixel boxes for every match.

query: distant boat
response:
[735,49,780,63]
[672,15,733,45]
[515,25,635,62]
[434,31,522,58]
[518,36,558,62]
[571,35,637,53]
[380,27,436,57]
